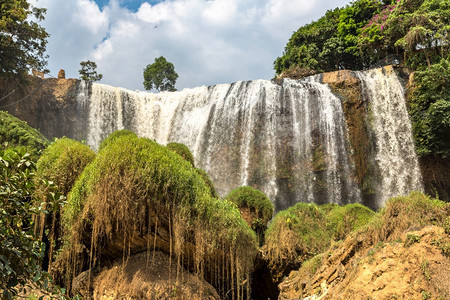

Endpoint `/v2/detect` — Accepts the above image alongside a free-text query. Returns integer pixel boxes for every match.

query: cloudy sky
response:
[30,0,351,91]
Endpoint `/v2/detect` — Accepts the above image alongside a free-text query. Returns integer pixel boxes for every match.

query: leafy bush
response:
[0,111,48,158]
[325,203,375,240]
[57,134,257,298]
[166,142,195,167]
[0,148,65,298]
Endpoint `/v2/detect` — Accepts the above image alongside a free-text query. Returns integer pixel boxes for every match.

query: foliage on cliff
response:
[0,111,48,157]
[409,58,450,158]
[274,0,450,76]
[55,134,257,298]
[0,0,49,80]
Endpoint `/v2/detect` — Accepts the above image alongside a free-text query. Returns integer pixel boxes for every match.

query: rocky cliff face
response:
[0,76,84,141]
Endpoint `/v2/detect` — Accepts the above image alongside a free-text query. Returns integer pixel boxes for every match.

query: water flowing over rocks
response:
[0,66,423,210]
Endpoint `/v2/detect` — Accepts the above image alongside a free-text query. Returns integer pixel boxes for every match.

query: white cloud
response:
[31,0,351,90]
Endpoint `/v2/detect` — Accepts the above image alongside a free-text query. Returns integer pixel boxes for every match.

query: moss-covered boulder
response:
[166,142,195,167]
[98,129,137,151]
[325,203,375,240]
[225,186,273,245]
[55,134,257,299]
[0,111,48,158]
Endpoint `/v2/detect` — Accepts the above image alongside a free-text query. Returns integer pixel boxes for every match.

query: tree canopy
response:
[79,60,103,82]
[274,0,450,76]
[0,0,49,80]
[143,56,178,92]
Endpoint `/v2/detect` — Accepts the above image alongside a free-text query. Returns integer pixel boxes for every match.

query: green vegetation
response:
[265,201,374,280]
[195,168,219,198]
[0,148,66,298]
[143,56,178,92]
[35,138,95,195]
[0,0,49,81]
[78,60,103,82]
[56,134,257,298]
[166,142,195,167]
[0,111,49,158]
[365,191,449,244]
[98,129,137,151]
[409,58,450,158]
[275,0,450,76]
[225,186,274,244]
[34,138,95,270]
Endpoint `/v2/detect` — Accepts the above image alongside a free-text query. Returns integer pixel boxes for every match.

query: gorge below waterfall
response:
[74,66,422,211]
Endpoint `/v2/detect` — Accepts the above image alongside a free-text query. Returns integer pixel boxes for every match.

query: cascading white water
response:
[78,67,422,210]
[356,67,423,207]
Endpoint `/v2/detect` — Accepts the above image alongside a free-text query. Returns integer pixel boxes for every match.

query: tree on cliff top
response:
[0,0,49,80]
[143,56,178,92]
[79,60,103,82]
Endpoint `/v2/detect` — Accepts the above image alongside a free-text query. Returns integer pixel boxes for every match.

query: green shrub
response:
[36,138,96,195]
[325,203,375,240]
[166,142,195,167]
[98,129,137,151]
[0,111,48,158]
[57,134,257,298]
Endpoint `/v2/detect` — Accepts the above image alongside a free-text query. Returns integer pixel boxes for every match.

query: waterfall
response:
[356,67,423,207]
[78,67,422,210]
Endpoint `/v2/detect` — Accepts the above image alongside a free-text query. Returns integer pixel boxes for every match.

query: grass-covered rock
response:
[264,201,374,281]
[225,186,273,245]
[0,111,48,158]
[55,134,257,298]
[166,142,195,167]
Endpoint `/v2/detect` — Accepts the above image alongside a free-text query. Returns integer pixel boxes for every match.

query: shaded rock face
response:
[0,68,424,211]
[0,76,85,141]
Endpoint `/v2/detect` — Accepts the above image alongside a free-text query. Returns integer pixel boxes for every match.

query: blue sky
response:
[31,0,351,91]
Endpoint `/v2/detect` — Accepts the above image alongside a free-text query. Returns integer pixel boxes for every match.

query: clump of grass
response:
[225,186,273,245]
[166,142,195,167]
[0,111,48,159]
[55,134,257,299]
